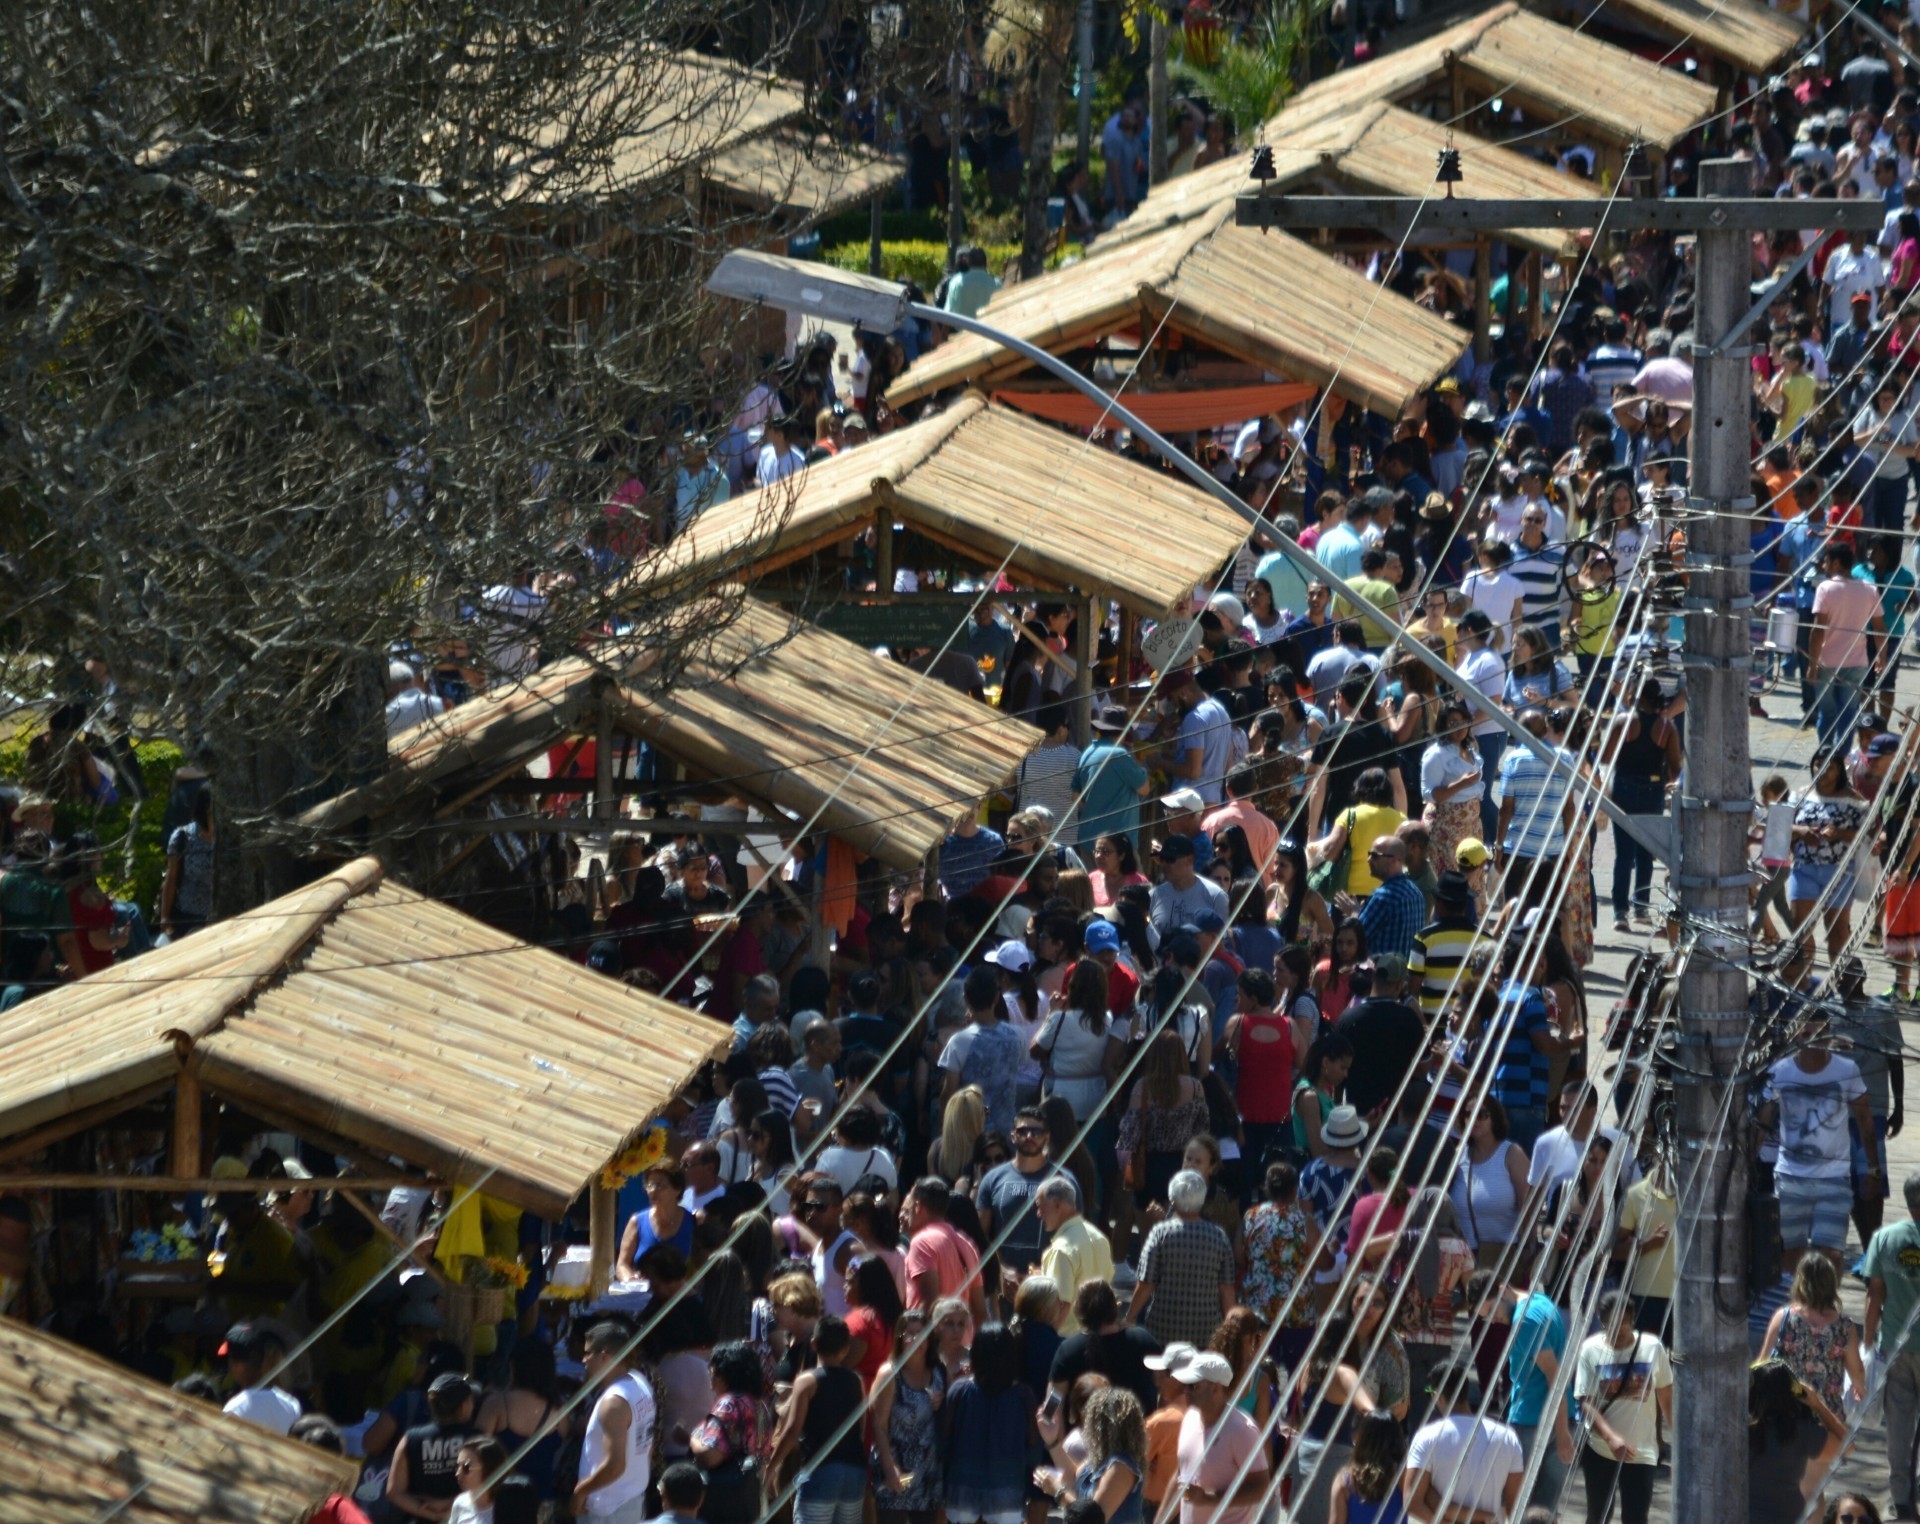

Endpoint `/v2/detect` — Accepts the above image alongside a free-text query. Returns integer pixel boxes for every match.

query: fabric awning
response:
[992,381,1318,433]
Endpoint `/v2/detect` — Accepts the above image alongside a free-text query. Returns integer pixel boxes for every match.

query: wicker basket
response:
[446,1283,509,1358]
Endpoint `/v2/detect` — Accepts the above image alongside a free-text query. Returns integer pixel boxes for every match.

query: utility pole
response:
[1233,158,1879,1524]
[1670,155,1756,1524]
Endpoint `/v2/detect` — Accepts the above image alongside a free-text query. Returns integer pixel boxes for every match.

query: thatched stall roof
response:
[1565,0,1803,77]
[302,597,1044,872]
[625,396,1255,614]
[1272,4,1717,151]
[0,1315,356,1523]
[885,213,1467,416]
[1101,103,1604,259]
[705,128,904,226]
[0,858,724,1217]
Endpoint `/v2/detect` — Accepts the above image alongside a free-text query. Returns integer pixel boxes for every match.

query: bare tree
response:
[1,0,824,912]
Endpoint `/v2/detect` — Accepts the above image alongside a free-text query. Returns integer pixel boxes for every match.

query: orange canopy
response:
[992,381,1318,434]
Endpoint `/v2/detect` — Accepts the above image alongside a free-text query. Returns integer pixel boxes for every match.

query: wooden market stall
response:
[1537,0,1804,85]
[0,1316,357,1524]
[883,225,1468,419]
[300,596,1046,874]
[0,857,725,1302]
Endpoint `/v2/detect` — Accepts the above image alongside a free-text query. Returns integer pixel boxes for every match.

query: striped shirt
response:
[1408,915,1480,1015]
[1493,746,1570,859]
[1508,544,1567,630]
[1492,983,1554,1112]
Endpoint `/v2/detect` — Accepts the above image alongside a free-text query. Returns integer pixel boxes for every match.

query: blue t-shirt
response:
[940,827,1006,899]
[1255,550,1314,624]
[1507,1290,1568,1426]
[1074,742,1150,853]
[1493,983,1553,1113]
[1177,698,1235,806]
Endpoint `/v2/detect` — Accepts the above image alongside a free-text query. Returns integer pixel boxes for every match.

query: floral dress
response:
[873,1364,946,1514]
[1242,1202,1315,1329]
[1774,1307,1855,1414]
[692,1390,773,1524]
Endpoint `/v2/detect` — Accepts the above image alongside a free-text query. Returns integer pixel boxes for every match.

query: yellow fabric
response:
[1406,614,1458,664]
[220,1212,301,1317]
[1345,803,1408,896]
[433,1190,487,1275]
[1620,1178,1676,1298]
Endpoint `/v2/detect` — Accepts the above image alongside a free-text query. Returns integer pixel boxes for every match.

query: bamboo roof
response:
[1104,104,1602,258]
[705,128,905,227]
[1568,0,1803,76]
[885,211,1467,415]
[0,1316,357,1524]
[301,596,1044,871]
[0,859,726,1218]
[625,396,1257,614]
[1273,4,1717,150]
[598,50,805,192]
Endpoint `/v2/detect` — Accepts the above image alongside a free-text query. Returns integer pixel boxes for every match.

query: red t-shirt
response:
[846,1303,894,1393]
[1106,958,1141,1019]
[65,887,116,977]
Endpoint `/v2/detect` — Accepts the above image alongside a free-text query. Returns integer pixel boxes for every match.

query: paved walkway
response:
[1552,682,1912,1522]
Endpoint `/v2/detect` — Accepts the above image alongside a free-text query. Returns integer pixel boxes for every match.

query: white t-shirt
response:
[448,1496,494,1524]
[815,1144,899,1196]
[1827,245,1887,328]
[222,1385,302,1435]
[1457,647,1508,737]
[1767,1053,1867,1179]
[1405,1413,1525,1516]
[1421,740,1484,805]
[580,1370,656,1516]
[1459,569,1525,642]
[384,687,446,739]
[477,583,545,683]
[1574,1332,1671,1465]
[1526,1125,1641,1194]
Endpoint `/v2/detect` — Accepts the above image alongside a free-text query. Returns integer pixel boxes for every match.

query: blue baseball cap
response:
[1084,920,1121,954]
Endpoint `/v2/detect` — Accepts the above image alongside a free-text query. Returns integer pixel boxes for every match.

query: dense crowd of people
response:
[24,12,1920,1524]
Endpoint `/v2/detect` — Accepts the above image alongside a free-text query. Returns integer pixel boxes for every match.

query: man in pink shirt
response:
[1174,1352,1271,1524]
[1200,764,1281,883]
[1809,540,1887,744]
[901,1178,987,1325]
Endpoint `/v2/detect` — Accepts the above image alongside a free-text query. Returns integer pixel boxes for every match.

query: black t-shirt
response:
[1317,720,1399,822]
[402,1421,477,1502]
[1050,1326,1163,1413]
[1334,998,1429,1119]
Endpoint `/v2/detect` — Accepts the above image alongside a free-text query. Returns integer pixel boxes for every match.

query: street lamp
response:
[703,248,1671,862]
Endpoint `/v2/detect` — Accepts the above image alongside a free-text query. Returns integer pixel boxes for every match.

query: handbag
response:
[1307,811,1355,899]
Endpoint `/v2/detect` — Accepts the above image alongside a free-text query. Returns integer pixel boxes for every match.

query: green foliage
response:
[0,732,184,914]
[810,204,949,249]
[1171,0,1327,136]
[822,237,1082,291]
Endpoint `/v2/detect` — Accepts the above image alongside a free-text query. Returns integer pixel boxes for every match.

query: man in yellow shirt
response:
[1037,1176,1114,1333]
[1339,546,1403,653]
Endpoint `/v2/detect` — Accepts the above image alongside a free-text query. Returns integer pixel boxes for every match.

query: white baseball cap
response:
[1144,1341,1197,1373]
[1176,1351,1237,1386]
[985,938,1034,973]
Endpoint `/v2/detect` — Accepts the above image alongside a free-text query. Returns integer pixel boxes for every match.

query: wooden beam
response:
[1071,594,1097,746]
[589,1181,617,1298]
[170,1072,202,1179]
[429,744,559,821]
[431,813,794,837]
[337,1189,449,1286]
[873,504,893,594]
[1233,193,1884,232]
[1474,237,1492,363]
[594,690,617,831]
[3,1174,442,1192]
[0,1080,173,1167]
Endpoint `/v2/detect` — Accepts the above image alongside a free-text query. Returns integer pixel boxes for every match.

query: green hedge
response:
[0,731,185,914]
[822,239,1024,293]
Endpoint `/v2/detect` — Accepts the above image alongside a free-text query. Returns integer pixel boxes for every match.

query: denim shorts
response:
[795,1461,868,1524]
[1787,859,1857,905]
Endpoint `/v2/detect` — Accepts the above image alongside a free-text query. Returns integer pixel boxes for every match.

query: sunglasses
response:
[802,1200,832,1212]
[1012,1125,1045,1137]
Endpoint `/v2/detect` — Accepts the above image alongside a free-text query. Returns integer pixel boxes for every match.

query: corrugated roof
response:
[627,396,1257,614]
[887,209,1467,415]
[705,128,905,226]
[302,596,1045,871]
[0,1308,358,1524]
[1571,0,1803,75]
[1273,3,1716,149]
[0,860,726,1218]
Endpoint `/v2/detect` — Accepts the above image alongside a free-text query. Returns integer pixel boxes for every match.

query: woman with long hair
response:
[931,1086,988,1183]
[1747,1358,1848,1524]
[1309,768,1405,899]
[1113,882,1158,973]
[1327,1409,1408,1524]
[1209,1305,1280,1427]
[1214,824,1261,887]
[1421,700,1483,876]
[689,1340,774,1524]
[748,1107,799,1218]
[1503,623,1572,711]
[1292,1034,1355,1160]
[1269,840,1333,951]
[714,1076,766,1185]
[1140,962,1212,1075]
[845,1252,906,1393]
[1033,958,1122,1127]
[1607,677,1681,933]
[1449,1098,1529,1274]
[1116,1031,1209,1210]
[1382,651,1438,807]
[1090,834,1149,908]
[943,1324,1037,1524]
[701,1248,754,1343]
[1289,1312,1378,1524]
[844,1191,908,1302]
[872,1308,946,1524]
[1788,747,1868,967]
[1346,1151,1414,1273]
[1312,920,1369,1024]
[1758,1253,1866,1418]
[1348,1273,1411,1424]
[1241,1161,1319,1366]
[1037,1386,1147,1523]
[1820,1496,1882,1524]
[475,1338,569,1503]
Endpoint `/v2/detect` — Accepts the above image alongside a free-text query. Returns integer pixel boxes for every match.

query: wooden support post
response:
[170,1071,202,1180]
[589,1181,617,1298]
[594,695,616,832]
[1071,595,1097,745]
[1445,52,1465,123]
[1524,251,1544,342]
[874,505,893,594]
[1474,237,1493,364]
